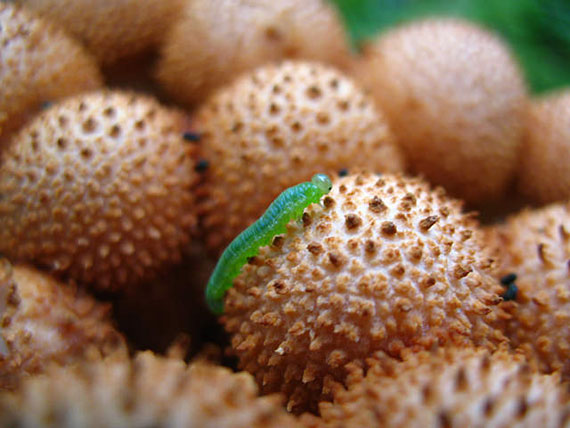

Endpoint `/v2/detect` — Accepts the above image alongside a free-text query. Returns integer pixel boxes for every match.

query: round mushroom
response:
[356,18,527,204]
[317,347,570,427]
[0,91,199,291]
[518,90,570,204]
[196,61,404,254]
[486,203,570,378]
[0,260,126,389]
[224,172,506,412]
[0,351,300,427]
[16,0,184,65]
[156,0,351,105]
[0,3,102,142]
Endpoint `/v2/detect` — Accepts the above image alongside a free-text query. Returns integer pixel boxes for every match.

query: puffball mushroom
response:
[224,173,506,413]
[155,0,351,106]
[0,260,126,390]
[0,91,199,291]
[316,347,570,428]
[486,203,570,378]
[196,61,404,254]
[16,0,184,65]
[357,18,527,204]
[0,3,102,142]
[0,351,301,428]
[518,90,570,204]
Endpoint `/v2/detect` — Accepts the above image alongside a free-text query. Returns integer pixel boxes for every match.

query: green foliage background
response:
[330,0,570,94]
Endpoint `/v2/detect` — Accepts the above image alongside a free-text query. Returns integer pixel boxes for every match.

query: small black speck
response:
[500,273,517,285]
[183,132,201,142]
[500,273,518,301]
[338,168,348,177]
[41,101,53,110]
[502,283,518,301]
[194,159,209,172]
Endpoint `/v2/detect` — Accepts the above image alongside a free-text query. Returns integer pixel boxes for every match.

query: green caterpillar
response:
[205,173,333,314]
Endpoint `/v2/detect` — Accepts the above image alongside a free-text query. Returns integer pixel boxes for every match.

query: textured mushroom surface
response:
[317,347,570,428]
[0,3,102,141]
[224,173,506,412]
[156,0,351,105]
[196,61,404,253]
[17,0,184,65]
[518,90,570,204]
[0,261,126,389]
[0,91,199,291]
[486,203,570,378]
[357,18,527,204]
[0,351,301,428]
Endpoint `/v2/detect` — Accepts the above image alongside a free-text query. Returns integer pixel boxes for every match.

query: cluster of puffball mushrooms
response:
[0,0,569,426]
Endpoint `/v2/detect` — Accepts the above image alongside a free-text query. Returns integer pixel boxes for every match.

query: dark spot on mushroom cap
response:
[454,367,467,391]
[345,214,362,230]
[272,236,284,248]
[381,221,397,236]
[419,215,439,232]
[537,243,546,263]
[422,276,436,288]
[483,398,495,416]
[438,410,451,428]
[306,86,322,99]
[453,265,471,279]
[517,396,529,418]
[323,196,335,209]
[328,252,344,267]
[307,242,323,255]
[369,196,387,213]
[302,212,312,227]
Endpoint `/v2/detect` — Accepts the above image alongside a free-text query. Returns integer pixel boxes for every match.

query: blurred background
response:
[331,0,570,93]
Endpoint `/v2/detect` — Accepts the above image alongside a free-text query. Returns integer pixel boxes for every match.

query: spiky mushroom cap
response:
[0,261,126,390]
[317,347,570,428]
[486,203,570,378]
[155,0,351,106]
[0,91,199,291]
[357,18,527,204]
[223,173,506,413]
[0,351,301,427]
[16,0,184,65]
[0,3,102,141]
[196,61,405,254]
[518,90,570,204]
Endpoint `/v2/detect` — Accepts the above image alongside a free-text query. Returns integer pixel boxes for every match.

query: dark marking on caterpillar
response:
[182,131,201,142]
[205,174,332,314]
[338,168,348,177]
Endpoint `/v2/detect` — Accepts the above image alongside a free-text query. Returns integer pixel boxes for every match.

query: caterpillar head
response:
[311,173,332,195]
